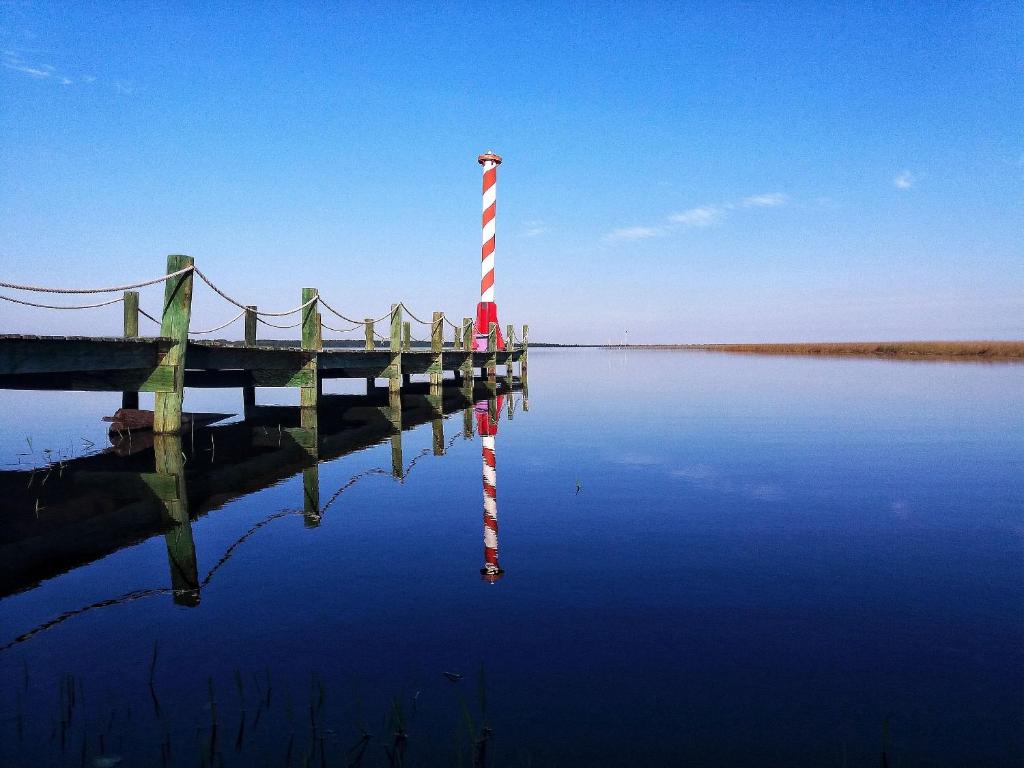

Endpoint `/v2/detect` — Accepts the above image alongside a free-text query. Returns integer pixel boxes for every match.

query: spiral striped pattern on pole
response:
[476,396,504,582]
[481,434,501,580]
[478,151,501,303]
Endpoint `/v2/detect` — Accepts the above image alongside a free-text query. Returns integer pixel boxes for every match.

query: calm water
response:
[1,349,1021,766]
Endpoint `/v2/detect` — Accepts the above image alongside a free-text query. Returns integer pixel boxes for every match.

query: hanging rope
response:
[188,309,246,335]
[397,302,432,325]
[317,296,364,325]
[257,317,302,330]
[193,267,317,317]
[0,265,194,294]
[0,294,123,310]
[138,307,161,325]
[320,318,363,334]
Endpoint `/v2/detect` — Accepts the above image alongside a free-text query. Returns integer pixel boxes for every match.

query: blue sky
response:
[1,1,1021,342]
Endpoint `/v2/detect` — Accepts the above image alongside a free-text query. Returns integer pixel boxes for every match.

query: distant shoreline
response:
[531,341,1024,360]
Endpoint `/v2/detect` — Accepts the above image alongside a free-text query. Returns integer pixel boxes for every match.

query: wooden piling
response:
[505,323,515,382]
[245,306,257,346]
[430,311,443,388]
[402,321,412,352]
[364,318,375,393]
[243,306,257,419]
[521,323,529,379]
[121,290,140,409]
[461,317,474,386]
[300,288,319,410]
[389,304,402,394]
[487,322,497,383]
[154,255,194,434]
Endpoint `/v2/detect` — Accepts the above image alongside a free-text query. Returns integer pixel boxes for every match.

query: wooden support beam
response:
[402,321,411,352]
[364,317,375,394]
[487,322,497,383]
[364,319,374,350]
[245,306,257,346]
[430,311,443,387]
[389,304,402,394]
[300,287,319,409]
[461,317,475,385]
[505,323,515,382]
[243,305,257,419]
[154,255,194,434]
[521,323,529,379]
[122,290,140,409]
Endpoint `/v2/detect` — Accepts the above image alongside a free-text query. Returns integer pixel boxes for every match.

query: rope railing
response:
[257,317,302,330]
[139,308,161,325]
[320,318,363,334]
[0,294,124,310]
[2,260,525,348]
[193,267,316,317]
[188,309,246,336]
[397,302,431,325]
[0,265,194,295]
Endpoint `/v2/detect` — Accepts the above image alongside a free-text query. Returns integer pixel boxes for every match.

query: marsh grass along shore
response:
[537,341,1024,360]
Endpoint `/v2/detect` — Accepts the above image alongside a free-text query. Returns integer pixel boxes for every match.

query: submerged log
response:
[102,408,232,433]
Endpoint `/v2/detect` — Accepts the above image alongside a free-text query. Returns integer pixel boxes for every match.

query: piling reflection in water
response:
[0,379,525,615]
[153,434,200,605]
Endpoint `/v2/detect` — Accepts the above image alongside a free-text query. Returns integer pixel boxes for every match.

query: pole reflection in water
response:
[153,434,200,606]
[476,392,505,582]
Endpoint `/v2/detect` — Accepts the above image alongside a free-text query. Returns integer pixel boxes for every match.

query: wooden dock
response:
[0,255,529,430]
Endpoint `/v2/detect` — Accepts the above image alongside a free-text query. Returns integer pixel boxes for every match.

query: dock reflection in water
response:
[0,378,526,613]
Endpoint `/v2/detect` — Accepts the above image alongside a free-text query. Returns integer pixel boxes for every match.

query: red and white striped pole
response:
[477,395,505,582]
[474,151,506,351]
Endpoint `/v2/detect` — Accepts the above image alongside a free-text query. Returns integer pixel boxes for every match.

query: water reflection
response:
[0,379,526,615]
[477,393,505,582]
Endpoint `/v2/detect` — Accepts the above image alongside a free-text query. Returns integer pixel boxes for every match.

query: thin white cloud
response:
[742,192,788,207]
[520,220,548,238]
[894,170,914,189]
[605,225,664,241]
[668,205,721,227]
[605,192,789,242]
[2,60,54,78]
